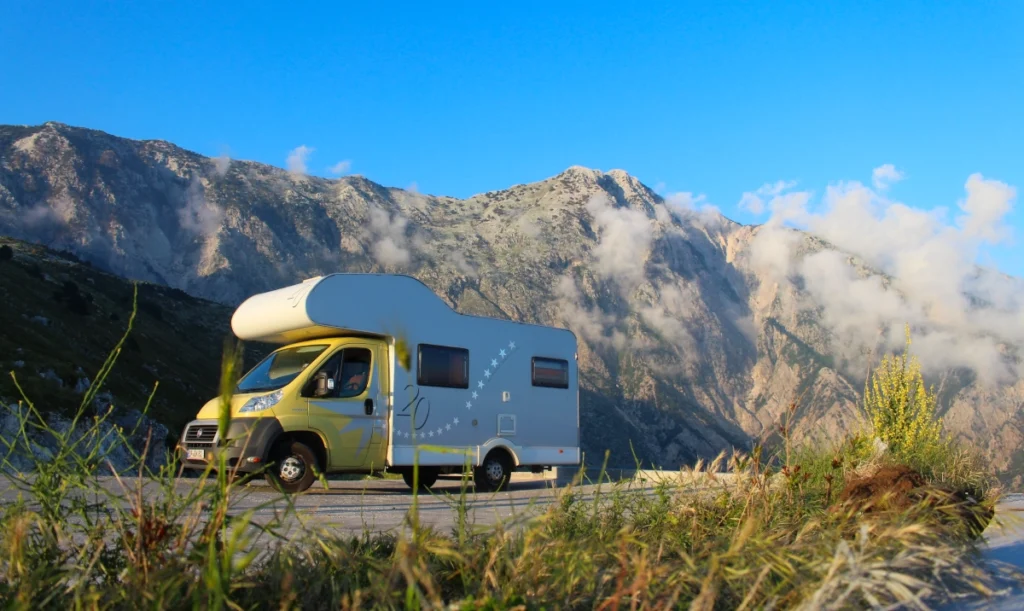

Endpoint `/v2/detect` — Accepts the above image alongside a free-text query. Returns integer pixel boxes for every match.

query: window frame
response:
[417,343,470,389]
[531,356,570,389]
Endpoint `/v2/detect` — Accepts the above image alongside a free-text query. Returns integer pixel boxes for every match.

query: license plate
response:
[186,449,205,461]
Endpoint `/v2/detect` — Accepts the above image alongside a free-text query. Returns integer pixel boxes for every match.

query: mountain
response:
[2,122,1022,486]
[0,235,270,470]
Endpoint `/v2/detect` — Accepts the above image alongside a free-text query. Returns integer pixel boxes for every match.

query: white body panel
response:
[232,274,581,469]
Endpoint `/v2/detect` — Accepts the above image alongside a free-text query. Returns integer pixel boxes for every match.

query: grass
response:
[0,297,1017,609]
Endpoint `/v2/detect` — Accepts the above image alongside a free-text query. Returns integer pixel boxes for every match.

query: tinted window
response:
[532,357,569,389]
[305,347,372,398]
[418,344,469,388]
[338,348,372,397]
[236,344,328,393]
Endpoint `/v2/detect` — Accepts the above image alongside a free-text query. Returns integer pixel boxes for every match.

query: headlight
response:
[239,389,284,413]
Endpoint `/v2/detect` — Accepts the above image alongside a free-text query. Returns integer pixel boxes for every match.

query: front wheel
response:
[474,451,513,492]
[265,439,318,494]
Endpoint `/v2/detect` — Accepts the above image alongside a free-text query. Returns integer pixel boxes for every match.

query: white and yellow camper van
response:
[178,274,581,493]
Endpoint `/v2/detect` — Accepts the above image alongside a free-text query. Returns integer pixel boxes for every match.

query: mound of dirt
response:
[838,465,927,511]
[835,464,994,538]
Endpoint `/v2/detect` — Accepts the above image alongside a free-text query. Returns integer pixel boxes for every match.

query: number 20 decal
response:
[397,384,431,430]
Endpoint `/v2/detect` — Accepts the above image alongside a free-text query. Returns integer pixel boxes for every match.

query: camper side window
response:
[417,344,469,389]
[532,357,569,389]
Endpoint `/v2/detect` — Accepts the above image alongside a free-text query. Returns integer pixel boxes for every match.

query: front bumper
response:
[177,417,284,473]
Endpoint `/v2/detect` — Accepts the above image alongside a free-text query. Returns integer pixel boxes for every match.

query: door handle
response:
[364,398,374,415]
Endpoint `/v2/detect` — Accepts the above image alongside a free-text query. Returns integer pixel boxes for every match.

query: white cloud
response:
[664,191,705,210]
[637,283,698,355]
[406,181,419,193]
[871,164,905,190]
[328,160,352,175]
[22,196,75,228]
[584,194,653,292]
[658,191,724,229]
[739,180,798,215]
[366,205,413,268]
[958,173,1016,244]
[450,250,477,277]
[286,145,314,175]
[213,154,231,177]
[553,275,627,350]
[749,225,801,280]
[178,176,224,238]
[517,215,541,239]
[748,171,1022,383]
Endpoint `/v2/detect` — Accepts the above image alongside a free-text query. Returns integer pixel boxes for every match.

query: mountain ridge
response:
[2,121,1021,486]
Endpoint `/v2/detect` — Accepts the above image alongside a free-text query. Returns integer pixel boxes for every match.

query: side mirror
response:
[313,372,335,398]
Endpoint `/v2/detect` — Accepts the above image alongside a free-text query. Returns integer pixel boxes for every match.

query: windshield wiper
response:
[236,385,280,393]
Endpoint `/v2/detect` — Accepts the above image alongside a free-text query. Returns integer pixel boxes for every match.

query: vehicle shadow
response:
[292,478,561,496]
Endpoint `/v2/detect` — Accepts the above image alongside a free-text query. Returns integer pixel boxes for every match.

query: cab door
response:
[305,343,387,470]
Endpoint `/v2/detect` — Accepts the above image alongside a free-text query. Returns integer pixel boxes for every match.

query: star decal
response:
[395,338,521,443]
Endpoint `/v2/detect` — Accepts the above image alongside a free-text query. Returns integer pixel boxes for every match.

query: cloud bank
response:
[745,172,1021,383]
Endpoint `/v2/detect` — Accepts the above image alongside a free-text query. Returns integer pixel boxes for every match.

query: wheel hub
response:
[279,456,305,482]
[485,460,504,482]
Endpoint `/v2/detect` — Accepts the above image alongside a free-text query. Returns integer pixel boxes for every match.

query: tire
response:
[265,439,318,494]
[474,451,513,492]
[402,466,438,490]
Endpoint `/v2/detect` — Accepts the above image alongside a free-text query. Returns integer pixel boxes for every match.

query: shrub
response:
[864,325,942,462]
[52,279,91,316]
[139,300,163,321]
[0,244,12,262]
[23,263,43,279]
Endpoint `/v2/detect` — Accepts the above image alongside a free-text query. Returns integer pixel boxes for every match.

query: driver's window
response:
[337,348,371,398]
[305,347,371,399]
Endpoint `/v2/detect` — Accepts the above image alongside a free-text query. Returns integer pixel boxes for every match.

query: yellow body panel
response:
[307,340,389,470]
[194,337,390,473]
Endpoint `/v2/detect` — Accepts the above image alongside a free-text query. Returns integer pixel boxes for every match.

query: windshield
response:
[236,344,329,393]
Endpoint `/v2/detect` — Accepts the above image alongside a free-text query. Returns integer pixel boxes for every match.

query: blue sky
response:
[2,1,1022,274]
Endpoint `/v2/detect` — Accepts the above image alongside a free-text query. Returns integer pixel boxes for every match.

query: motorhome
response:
[177,273,581,493]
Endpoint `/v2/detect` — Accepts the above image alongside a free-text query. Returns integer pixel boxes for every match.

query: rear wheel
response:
[265,439,318,494]
[474,451,513,492]
[401,466,438,490]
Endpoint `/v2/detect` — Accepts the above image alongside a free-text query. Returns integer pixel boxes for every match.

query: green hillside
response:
[0,237,270,450]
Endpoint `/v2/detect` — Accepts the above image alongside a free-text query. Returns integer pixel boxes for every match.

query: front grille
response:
[184,424,217,448]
